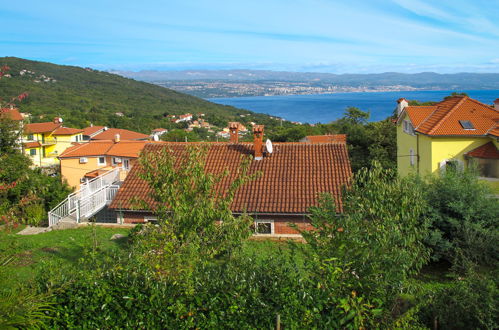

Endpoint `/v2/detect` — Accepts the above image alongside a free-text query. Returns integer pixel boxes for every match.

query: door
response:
[123,159,130,170]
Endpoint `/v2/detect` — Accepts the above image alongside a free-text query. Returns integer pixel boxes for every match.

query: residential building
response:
[151,128,168,140]
[396,96,499,178]
[89,127,149,141]
[23,117,83,167]
[82,125,107,141]
[174,113,193,123]
[109,125,352,236]
[58,137,150,188]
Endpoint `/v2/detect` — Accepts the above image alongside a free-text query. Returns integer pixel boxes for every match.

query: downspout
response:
[416,134,420,175]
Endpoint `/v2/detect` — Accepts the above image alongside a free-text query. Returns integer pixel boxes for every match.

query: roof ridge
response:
[427,96,468,135]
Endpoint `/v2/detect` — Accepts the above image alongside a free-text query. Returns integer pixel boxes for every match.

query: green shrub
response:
[417,271,498,329]
[423,168,499,269]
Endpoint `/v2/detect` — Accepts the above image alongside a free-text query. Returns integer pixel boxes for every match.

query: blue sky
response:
[2,0,499,73]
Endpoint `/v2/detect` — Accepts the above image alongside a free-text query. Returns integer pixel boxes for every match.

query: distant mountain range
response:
[110,69,499,98]
[111,69,499,88]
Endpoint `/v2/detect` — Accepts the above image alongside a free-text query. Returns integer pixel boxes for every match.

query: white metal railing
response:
[48,168,121,227]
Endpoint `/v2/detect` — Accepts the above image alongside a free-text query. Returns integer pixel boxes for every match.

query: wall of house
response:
[119,211,312,235]
[396,117,418,177]
[429,136,491,174]
[60,155,136,188]
[60,156,110,188]
[52,133,83,157]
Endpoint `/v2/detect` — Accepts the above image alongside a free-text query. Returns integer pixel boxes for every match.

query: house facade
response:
[396,96,499,178]
[109,125,352,236]
[58,138,149,188]
[23,118,83,167]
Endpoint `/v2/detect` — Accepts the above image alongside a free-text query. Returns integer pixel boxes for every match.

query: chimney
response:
[229,122,240,143]
[253,125,264,160]
[396,98,408,116]
[53,117,63,124]
[494,98,499,111]
[114,133,120,143]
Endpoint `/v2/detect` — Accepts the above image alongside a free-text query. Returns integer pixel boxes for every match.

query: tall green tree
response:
[132,145,260,278]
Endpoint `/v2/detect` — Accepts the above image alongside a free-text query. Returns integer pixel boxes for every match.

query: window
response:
[98,156,106,165]
[254,219,274,234]
[459,120,475,130]
[27,134,34,141]
[79,157,88,164]
[29,149,36,156]
[123,159,130,170]
[144,215,158,223]
[410,149,415,166]
[112,157,122,165]
[403,120,415,135]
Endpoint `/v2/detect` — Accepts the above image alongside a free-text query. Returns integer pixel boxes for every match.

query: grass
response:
[0,226,130,287]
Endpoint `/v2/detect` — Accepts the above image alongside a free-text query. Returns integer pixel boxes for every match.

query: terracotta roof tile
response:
[59,140,149,158]
[303,134,347,143]
[92,128,149,140]
[466,142,499,159]
[24,141,41,148]
[82,126,105,136]
[24,122,61,134]
[400,96,499,136]
[110,142,352,214]
[53,127,83,135]
[0,108,23,121]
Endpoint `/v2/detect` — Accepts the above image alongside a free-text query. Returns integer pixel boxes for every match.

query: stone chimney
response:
[114,133,120,143]
[396,98,408,116]
[494,98,499,111]
[253,125,264,160]
[229,122,239,143]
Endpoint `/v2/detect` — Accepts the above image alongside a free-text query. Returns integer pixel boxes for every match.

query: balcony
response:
[41,137,57,145]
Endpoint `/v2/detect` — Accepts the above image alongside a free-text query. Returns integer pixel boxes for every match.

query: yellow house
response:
[396,95,499,178]
[23,117,84,167]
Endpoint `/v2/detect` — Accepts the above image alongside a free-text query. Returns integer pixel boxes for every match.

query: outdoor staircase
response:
[48,168,121,227]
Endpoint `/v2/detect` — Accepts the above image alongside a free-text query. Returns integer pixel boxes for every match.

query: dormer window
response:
[459,120,475,130]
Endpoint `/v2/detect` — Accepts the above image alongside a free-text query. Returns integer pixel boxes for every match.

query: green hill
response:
[0,57,282,133]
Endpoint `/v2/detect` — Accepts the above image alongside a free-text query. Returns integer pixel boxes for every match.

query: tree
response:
[132,145,260,278]
[299,162,429,318]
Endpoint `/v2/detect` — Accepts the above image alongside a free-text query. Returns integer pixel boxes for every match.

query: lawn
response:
[0,226,131,287]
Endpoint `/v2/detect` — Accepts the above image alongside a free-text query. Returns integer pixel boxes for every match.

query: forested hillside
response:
[0,57,282,132]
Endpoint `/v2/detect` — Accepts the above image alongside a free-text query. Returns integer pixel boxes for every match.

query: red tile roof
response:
[91,128,149,140]
[303,134,347,143]
[82,126,106,136]
[110,142,352,214]
[24,141,41,148]
[466,142,499,159]
[53,127,83,135]
[59,140,149,158]
[24,122,61,134]
[0,108,23,121]
[402,96,499,137]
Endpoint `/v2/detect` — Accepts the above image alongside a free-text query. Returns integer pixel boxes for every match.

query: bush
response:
[417,271,498,329]
[423,168,499,269]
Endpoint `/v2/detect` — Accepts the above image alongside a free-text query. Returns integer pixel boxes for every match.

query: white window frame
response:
[144,215,158,223]
[254,219,274,235]
[122,158,130,170]
[79,157,88,164]
[97,156,106,166]
[112,157,122,165]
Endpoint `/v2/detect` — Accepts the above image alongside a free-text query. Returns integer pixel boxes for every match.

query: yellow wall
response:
[396,117,418,177]
[429,137,492,174]
[23,132,83,168]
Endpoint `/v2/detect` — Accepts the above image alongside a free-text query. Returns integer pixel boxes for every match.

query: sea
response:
[208,90,499,124]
